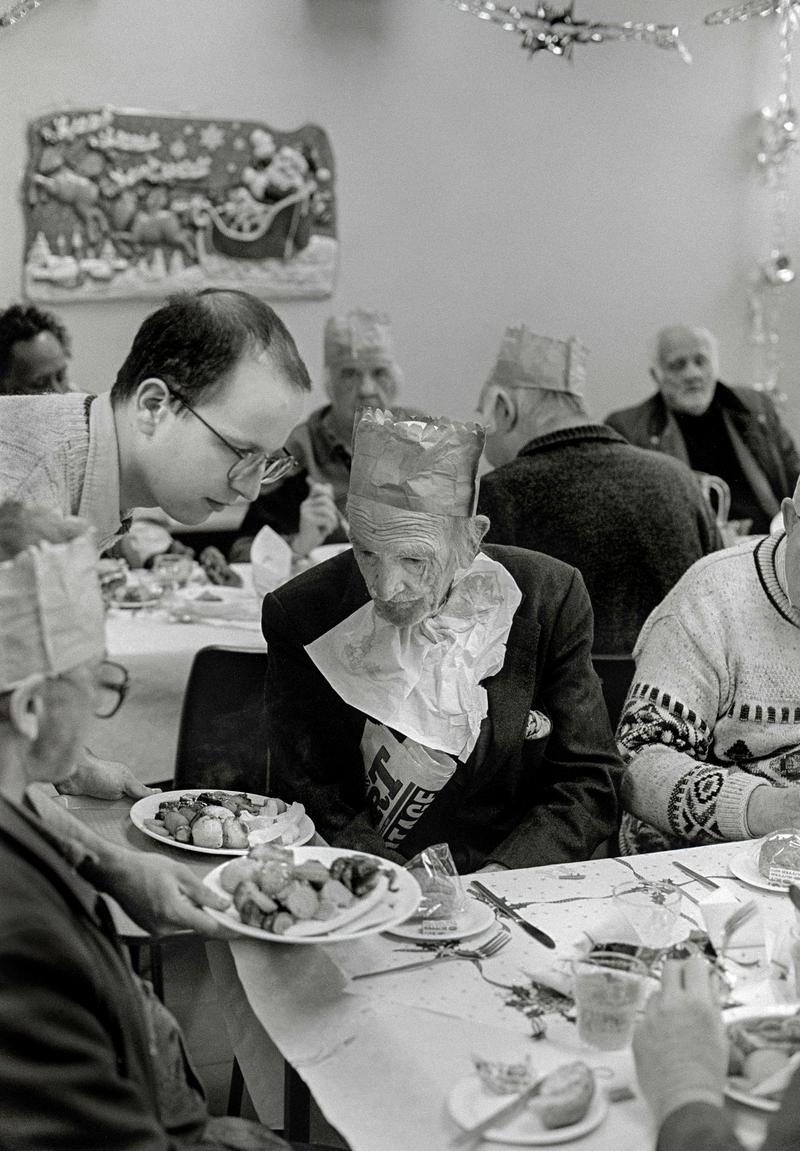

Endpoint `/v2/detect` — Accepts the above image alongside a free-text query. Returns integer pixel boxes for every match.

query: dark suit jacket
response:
[262,544,623,872]
[478,424,719,654]
[0,796,170,1150]
[606,383,800,522]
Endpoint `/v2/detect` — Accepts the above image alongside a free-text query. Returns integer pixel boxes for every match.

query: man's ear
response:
[133,378,171,437]
[649,366,662,387]
[781,496,798,536]
[8,675,46,742]
[493,388,517,432]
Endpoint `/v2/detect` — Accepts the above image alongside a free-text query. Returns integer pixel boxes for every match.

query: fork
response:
[719,900,759,955]
[351,929,510,980]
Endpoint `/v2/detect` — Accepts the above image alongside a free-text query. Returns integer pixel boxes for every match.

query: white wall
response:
[1,0,798,431]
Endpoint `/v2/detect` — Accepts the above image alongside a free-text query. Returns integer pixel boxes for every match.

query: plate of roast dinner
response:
[203,844,422,943]
[725,1005,800,1111]
[130,789,315,855]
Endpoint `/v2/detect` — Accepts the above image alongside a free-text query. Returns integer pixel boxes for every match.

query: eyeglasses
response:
[94,660,130,719]
[164,384,298,495]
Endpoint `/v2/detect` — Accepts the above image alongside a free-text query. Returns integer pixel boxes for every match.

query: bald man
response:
[606,325,800,534]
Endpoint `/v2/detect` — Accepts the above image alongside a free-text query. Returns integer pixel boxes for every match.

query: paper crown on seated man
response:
[324,309,396,368]
[0,529,104,692]
[348,408,485,518]
[488,325,588,396]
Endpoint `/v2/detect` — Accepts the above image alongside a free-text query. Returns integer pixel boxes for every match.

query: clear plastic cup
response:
[571,951,648,1050]
[152,553,193,592]
[612,880,681,948]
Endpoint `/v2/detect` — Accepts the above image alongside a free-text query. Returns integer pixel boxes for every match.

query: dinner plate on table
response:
[130,789,315,855]
[447,1075,609,1145]
[728,846,792,892]
[203,846,422,943]
[724,1004,800,1112]
[384,895,495,942]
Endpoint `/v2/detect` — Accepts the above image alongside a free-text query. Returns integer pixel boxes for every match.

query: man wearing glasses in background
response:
[0,289,310,932]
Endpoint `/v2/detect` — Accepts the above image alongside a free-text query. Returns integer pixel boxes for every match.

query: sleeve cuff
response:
[716,772,767,840]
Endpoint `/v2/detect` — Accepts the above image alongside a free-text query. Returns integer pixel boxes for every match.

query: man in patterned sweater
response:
[619,475,800,853]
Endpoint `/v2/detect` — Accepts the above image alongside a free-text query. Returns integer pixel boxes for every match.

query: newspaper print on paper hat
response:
[488,325,588,396]
[0,532,105,692]
[324,309,395,368]
[348,407,485,518]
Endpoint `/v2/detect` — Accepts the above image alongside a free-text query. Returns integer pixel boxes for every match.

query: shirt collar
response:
[78,392,126,552]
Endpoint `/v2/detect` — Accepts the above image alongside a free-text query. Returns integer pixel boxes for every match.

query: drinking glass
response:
[152,553,193,593]
[571,951,648,1050]
[612,880,681,948]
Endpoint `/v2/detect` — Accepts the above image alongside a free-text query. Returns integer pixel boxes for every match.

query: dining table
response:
[84,565,266,786]
[63,791,800,1151]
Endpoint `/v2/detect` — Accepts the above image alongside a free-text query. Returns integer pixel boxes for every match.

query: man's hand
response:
[291,481,340,558]
[632,955,728,1126]
[56,747,158,801]
[746,782,800,837]
[103,850,236,938]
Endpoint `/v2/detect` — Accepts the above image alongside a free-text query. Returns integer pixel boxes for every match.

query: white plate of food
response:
[725,1004,800,1111]
[130,789,315,855]
[728,847,792,892]
[385,896,496,942]
[203,845,422,943]
[447,1067,608,1145]
[111,586,163,610]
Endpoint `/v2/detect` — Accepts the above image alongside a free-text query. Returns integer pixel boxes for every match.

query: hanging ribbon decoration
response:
[448,2,691,62]
[708,2,799,398]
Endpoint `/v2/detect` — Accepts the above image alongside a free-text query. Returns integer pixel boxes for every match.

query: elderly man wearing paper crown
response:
[233,308,403,563]
[477,326,719,654]
[0,500,308,1150]
[262,408,623,872]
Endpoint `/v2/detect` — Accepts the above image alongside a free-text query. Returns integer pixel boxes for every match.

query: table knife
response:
[672,861,720,890]
[469,880,556,949]
[450,1076,545,1149]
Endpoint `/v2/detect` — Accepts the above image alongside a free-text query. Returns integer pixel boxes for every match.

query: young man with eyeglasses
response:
[0,288,309,554]
[0,499,320,1151]
[0,292,310,927]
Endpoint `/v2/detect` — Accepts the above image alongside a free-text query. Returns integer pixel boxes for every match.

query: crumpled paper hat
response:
[0,533,105,692]
[324,309,396,368]
[348,408,485,517]
[488,325,588,396]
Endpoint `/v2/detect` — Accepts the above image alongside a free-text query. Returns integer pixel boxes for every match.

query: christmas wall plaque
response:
[22,107,337,302]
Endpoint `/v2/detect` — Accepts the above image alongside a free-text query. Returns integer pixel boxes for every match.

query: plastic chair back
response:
[173,645,270,794]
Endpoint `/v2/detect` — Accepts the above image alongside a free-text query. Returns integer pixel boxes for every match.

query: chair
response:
[591,653,636,733]
[173,645,270,793]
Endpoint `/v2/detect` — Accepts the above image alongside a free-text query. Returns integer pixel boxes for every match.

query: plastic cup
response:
[612,880,681,948]
[571,951,648,1050]
[152,553,193,591]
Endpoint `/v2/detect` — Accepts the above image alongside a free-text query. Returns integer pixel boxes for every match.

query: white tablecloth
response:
[208,841,797,1151]
[85,585,265,785]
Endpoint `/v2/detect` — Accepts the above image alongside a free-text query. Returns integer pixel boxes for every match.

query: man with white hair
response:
[263,408,622,872]
[606,324,800,534]
[619,474,800,854]
[0,499,307,1149]
[233,308,403,561]
[477,326,719,653]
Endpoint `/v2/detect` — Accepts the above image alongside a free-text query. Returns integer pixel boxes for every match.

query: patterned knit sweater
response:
[619,532,800,853]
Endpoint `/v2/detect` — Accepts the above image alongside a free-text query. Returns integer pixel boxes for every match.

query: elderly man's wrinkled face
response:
[653,328,717,417]
[328,357,397,432]
[348,500,460,628]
